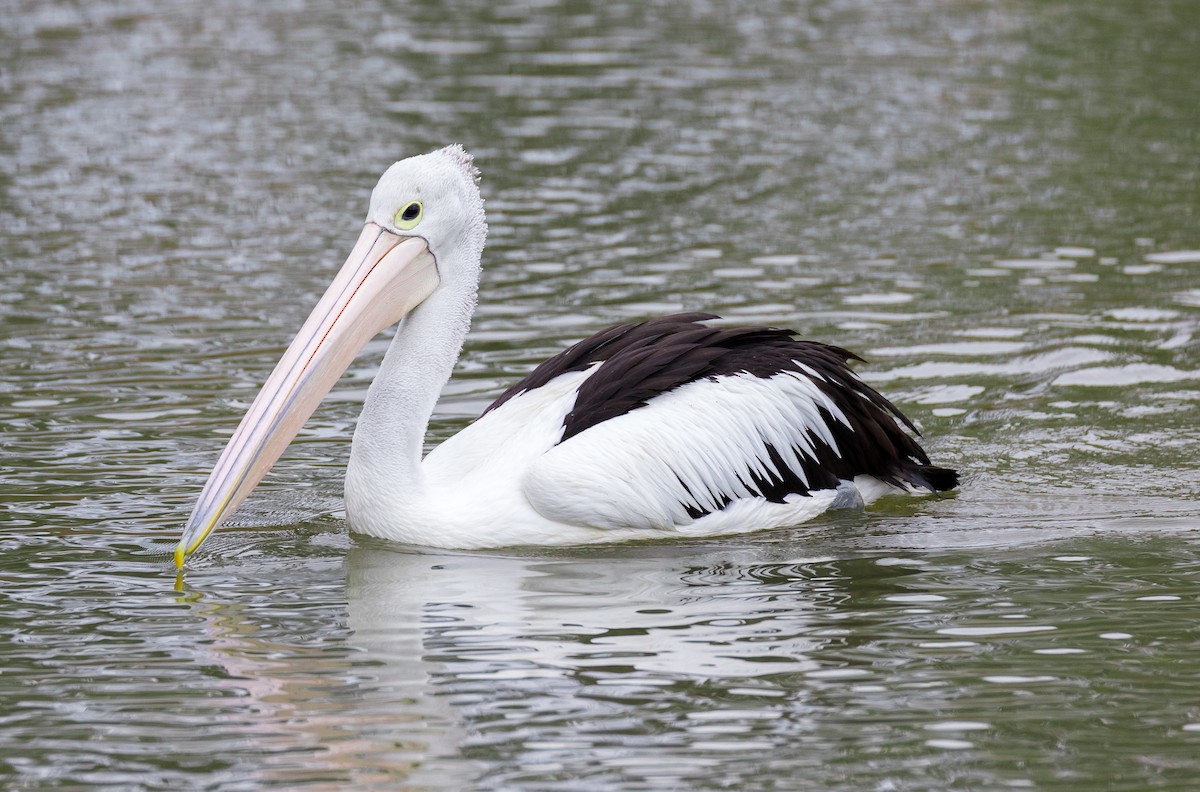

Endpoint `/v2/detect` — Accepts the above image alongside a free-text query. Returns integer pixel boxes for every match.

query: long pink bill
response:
[174,223,438,568]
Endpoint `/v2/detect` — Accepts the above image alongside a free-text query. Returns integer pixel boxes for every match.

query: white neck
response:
[345,263,478,509]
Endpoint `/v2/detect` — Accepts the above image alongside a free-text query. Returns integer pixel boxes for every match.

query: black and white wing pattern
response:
[485,313,958,532]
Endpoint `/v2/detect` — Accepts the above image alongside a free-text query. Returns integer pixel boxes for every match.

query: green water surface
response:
[2,1,1199,789]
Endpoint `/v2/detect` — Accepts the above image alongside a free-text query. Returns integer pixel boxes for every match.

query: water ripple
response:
[3,0,1200,790]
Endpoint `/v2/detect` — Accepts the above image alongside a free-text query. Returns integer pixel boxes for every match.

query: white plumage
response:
[175,145,956,566]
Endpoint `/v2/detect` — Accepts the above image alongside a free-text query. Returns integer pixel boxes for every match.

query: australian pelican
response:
[174,145,957,567]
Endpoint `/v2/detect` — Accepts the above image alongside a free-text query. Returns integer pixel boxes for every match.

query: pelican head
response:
[175,145,486,567]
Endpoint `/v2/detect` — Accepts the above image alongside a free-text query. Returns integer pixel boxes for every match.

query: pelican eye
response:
[395,201,423,230]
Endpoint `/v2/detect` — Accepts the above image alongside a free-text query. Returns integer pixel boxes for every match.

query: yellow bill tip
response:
[173,543,187,570]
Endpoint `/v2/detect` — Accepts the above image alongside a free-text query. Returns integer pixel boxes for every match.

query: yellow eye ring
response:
[395,201,423,230]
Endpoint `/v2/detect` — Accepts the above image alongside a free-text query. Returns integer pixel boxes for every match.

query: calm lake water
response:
[3,1,1199,789]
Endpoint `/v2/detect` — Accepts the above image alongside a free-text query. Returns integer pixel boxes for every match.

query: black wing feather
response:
[484,313,958,514]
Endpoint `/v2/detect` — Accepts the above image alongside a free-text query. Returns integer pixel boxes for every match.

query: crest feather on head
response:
[439,144,481,187]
